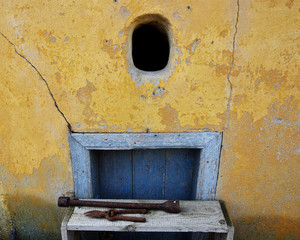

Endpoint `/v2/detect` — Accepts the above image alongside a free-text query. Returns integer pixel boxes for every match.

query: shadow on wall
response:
[234,215,300,240]
[5,194,65,240]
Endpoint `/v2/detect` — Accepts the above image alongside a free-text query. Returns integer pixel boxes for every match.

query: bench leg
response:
[61,207,79,240]
[214,201,234,240]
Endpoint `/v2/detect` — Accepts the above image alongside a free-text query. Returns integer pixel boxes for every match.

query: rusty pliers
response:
[84,209,147,222]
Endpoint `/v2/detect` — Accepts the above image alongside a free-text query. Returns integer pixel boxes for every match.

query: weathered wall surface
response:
[0,0,299,239]
[217,1,300,239]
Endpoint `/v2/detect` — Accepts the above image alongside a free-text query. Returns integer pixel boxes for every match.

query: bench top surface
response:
[66,200,228,233]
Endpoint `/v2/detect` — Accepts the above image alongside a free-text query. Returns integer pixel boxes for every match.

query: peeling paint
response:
[119,6,130,19]
[173,11,180,20]
[48,33,56,43]
[159,103,180,131]
[118,29,124,39]
[272,118,294,126]
[152,86,165,98]
[191,39,200,53]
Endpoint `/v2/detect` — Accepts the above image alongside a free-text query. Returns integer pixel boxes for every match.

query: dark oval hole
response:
[132,23,170,71]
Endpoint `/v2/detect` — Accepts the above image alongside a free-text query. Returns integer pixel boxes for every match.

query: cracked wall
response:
[0,0,299,239]
[0,35,73,239]
[0,0,236,132]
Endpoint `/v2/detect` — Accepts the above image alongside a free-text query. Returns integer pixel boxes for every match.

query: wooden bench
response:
[61,199,234,240]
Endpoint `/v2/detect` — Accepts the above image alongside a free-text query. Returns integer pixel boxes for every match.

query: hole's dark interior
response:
[132,23,170,71]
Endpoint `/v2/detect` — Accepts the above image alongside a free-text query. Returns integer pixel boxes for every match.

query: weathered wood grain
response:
[133,149,165,199]
[96,150,133,199]
[165,149,197,200]
[67,200,228,233]
[71,132,221,150]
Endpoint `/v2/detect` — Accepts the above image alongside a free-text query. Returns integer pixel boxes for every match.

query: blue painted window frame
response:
[69,132,222,201]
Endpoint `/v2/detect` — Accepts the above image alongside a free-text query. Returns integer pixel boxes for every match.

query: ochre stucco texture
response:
[0,0,299,239]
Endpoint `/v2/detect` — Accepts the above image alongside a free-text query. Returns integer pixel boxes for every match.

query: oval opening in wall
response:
[132,22,170,72]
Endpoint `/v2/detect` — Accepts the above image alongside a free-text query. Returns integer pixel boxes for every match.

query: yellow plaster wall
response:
[217,1,300,238]
[0,35,73,239]
[0,0,299,239]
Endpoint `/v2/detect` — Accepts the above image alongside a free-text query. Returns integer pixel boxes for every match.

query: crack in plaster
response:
[0,32,72,131]
[225,0,240,129]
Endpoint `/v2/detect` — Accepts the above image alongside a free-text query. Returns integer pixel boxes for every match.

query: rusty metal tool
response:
[58,197,180,213]
[84,209,147,222]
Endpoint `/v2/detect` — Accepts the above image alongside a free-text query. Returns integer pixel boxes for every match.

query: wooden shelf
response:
[61,199,234,240]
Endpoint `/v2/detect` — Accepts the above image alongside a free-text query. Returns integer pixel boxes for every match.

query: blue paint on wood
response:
[93,150,132,199]
[71,132,222,200]
[133,149,165,199]
[196,133,222,200]
[165,149,198,200]
[70,132,222,200]
[192,150,201,200]
[90,148,203,201]
[69,135,92,198]
[90,149,201,240]
[164,144,198,240]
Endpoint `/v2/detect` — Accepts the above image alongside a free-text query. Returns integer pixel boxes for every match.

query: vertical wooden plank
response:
[132,149,165,199]
[163,149,196,240]
[164,149,197,200]
[132,149,164,240]
[90,150,100,199]
[192,150,201,200]
[95,150,133,240]
[96,150,132,199]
